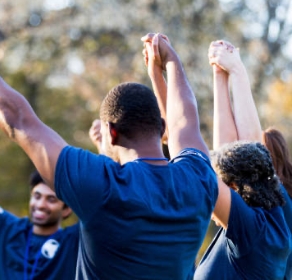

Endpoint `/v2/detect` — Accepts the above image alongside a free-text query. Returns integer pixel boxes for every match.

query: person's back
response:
[55,82,218,279]
[195,192,290,279]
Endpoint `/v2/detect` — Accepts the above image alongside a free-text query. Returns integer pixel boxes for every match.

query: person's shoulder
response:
[0,207,22,222]
[230,190,285,225]
[0,209,30,232]
[59,145,114,165]
[171,148,210,163]
[62,223,79,237]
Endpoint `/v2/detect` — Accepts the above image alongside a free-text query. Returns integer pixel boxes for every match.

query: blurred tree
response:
[261,76,292,147]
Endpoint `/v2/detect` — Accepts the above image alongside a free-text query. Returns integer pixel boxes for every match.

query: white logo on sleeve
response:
[0,207,3,214]
[41,239,60,259]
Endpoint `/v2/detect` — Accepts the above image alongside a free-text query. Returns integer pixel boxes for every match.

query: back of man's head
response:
[100,82,163,139]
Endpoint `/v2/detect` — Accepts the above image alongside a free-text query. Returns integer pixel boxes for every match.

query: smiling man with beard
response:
[0,170,79,280]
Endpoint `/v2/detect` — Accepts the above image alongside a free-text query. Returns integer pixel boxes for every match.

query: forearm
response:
[0,77,31,140]
[149,67,167,131]
[0,77,67,189]
[213,70,238,150]
[230,64,262,142]
[166,57,208,156]
[150,69,169,144]
[166,58,196,130]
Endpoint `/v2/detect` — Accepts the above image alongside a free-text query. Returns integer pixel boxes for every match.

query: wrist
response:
[213,69,228,79]
[149,65,164,80]
[163,50,180,69]
[228,62,246,77]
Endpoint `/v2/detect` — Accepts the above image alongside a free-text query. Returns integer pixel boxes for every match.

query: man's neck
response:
[117,137,166,165]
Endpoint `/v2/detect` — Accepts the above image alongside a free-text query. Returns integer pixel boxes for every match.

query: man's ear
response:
[108,122,118,145]
[62,206,72,220]
[229,182,238,191]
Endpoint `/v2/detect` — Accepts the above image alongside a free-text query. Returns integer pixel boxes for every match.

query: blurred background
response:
[0,0,292,262]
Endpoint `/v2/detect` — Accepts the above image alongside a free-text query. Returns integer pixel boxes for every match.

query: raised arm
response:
[142,34,168,142]
[209,41,262,142]
[208,41,263,229]
[208,41,238,150]
[142,33,209,158]
[0,77,67,189]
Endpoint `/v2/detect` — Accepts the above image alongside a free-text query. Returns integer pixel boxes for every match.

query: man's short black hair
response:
[100,82,163,139]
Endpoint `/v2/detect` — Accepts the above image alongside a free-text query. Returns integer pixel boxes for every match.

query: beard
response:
[30,209,61,228]
[31,218,59,228]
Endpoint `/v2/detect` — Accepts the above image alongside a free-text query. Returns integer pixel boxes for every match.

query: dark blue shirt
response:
[0,208,79,280]
[194,190,291,280]
[55,147,218,280]
[281,184,292,280]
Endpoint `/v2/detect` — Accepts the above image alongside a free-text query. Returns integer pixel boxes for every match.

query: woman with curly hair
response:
[212,141,285,211]
[194,139,290,279]
[194,40,292,280]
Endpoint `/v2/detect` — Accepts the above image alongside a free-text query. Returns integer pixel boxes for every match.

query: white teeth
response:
[35,210,45,214]
[34,210,47,218]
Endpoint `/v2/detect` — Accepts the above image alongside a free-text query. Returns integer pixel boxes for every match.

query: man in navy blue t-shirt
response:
[0,170,79,280]
[0,33,218,279]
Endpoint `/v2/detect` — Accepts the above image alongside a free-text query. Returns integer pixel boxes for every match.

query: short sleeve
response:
[226,191,266,257]
[172,148,218,206]
[171,148,211,165]
[55,146,116,222]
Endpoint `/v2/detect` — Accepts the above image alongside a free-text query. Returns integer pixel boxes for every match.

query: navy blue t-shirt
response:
[0,207,79,279]
[55,146,218,280]
[281,184,292,280]
[194,190,291,280]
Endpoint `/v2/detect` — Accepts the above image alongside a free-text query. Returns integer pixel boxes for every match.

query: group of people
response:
[0,32,291,279]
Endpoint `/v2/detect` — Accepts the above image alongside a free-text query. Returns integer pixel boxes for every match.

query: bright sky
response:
[43,0,75,11]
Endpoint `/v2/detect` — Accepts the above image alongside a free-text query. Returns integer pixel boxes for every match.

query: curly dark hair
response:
[212,141,285,210]
[100,82,163,139]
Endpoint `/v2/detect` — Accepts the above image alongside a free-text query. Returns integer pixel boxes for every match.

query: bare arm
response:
[0,77,67,189]
[208,42,237,229]
[209,41,238,150]
[230,63,262,142]
[208,41,263,229]
[212,178,232,229]
[209,50,238,149]
[212,69,238,149]
[164,36,209,157]
[209,41,262,142]
[142,35,168,141]
[142,33,209,158]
